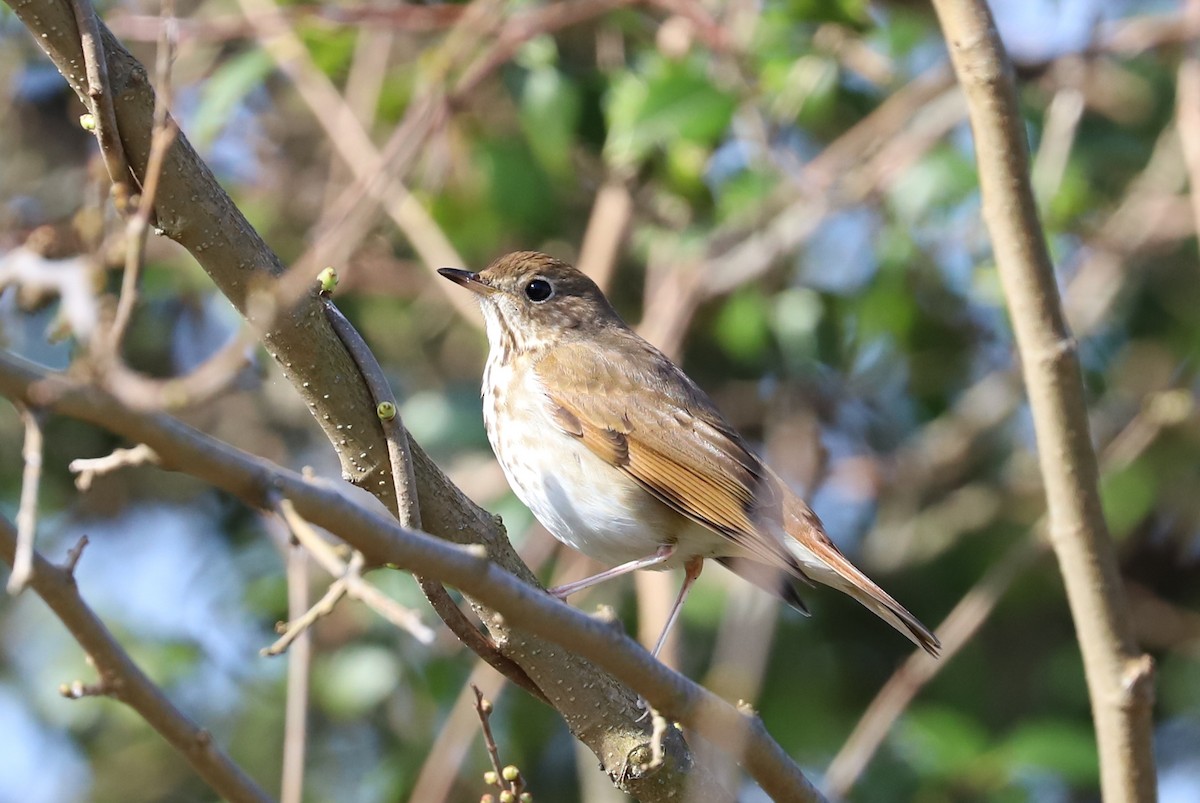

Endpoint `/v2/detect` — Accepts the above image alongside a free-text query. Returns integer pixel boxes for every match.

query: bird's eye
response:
[524,278,554,303]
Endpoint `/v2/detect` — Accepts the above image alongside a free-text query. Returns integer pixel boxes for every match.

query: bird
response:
[439,252,940,658]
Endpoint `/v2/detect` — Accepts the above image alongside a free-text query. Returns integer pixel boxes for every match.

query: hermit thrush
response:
[440,252,940,657]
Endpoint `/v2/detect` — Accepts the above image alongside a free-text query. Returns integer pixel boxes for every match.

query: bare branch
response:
[929,3,1156,799]
[0,513,272,803]
[281,544,311,803]
[70,0,132,209]
[70,444,160,490]
[273,499,435,646]
[106,0,178,354]
[410,662,509,801]
[472,685,510,794]
[7,403,44,595]
[62,534,90,576]
[263,571,348,657]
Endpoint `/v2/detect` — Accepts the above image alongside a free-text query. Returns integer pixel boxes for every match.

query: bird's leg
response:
[549,544,675,599]
[651,556,704,658]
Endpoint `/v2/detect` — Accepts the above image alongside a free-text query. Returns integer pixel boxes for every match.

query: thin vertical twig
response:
[69,0,132,209]
[280,545,311,803]
[108,0,178,355]
[6,404,44,594]
[929,3,1157,799]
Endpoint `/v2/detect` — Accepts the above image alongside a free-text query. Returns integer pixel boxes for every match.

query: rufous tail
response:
[780,492,941,657]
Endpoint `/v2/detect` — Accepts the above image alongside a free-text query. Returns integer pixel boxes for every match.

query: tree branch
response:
[929,2,1157,799]
[0,513,273,803]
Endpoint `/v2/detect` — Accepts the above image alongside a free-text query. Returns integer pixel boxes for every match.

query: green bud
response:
[317,266,338,295]
[502,765,520,782]
[483,771,498,786]
[377,401,397,421]
[79,113,96,131]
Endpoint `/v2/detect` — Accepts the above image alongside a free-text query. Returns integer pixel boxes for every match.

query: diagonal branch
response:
[0,513,273,803]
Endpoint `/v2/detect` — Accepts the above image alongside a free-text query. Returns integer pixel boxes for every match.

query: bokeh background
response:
[2,0,1199,801]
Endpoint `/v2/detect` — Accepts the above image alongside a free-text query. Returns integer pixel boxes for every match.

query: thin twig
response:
[70,444,160,490]
[0,513,272,803]
[7,403,44,595]
[62,534,90,576]
[107,0,178,354]
[102,325,257,412]
[410,662,508,802]
[281,544,311,803]
[472,685,509,791]
[70,0,132,209]
[825,538,1044,796]
[279,502,435,643]
[323,302,420,528]
[263,576,347,657]
[273,498,434,644]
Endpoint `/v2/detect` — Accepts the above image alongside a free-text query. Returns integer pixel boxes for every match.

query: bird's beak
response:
[437,268,497,296]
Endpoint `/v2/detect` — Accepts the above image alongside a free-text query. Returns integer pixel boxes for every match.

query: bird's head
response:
[438,251,623,356]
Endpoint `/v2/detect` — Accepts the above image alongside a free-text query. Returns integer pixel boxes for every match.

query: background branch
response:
[930,2,1157,799]
[0,513,273,803]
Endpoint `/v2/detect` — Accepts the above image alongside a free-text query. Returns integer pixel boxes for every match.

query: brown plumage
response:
[440,252,940,657]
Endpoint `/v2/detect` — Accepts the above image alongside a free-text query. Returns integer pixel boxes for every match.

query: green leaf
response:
[605,56,736,167]
[520,67,581,177]
[783,0,871,28]
[1100,460,1157,538]
[715,169,778,224]
[715,289,773,364]
[314,645,401,718]
[298,23,357,80]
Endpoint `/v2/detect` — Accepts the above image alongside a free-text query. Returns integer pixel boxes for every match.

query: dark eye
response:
[524,278,554,302]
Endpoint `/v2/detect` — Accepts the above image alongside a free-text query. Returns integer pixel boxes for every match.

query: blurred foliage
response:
[2,1,1200,802]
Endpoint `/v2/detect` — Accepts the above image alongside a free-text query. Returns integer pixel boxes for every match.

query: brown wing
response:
[535,338,794,570]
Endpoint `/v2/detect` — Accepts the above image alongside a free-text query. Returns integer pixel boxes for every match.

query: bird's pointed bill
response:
[437,268,497,295]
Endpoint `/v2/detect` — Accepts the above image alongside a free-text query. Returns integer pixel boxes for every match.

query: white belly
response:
[483,356,705,567]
